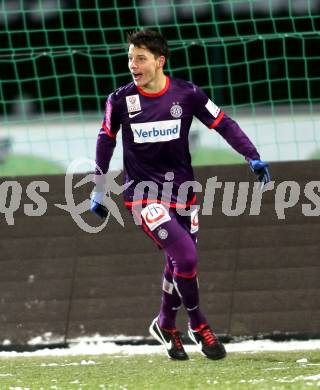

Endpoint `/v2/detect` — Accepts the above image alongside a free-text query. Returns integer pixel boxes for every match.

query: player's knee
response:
[166,235,198,276]
[175,255,197,276]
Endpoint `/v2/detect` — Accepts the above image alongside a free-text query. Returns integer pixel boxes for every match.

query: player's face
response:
[128,44,165,90]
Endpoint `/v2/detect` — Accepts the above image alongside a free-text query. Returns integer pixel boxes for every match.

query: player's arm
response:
[192,85,271,184]
[213,114,271,184]
[91,94,120,218]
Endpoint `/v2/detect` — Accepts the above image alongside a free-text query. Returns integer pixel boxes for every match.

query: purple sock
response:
[173,273,207,329]
[164,234,207,330]
[158,256,182,329]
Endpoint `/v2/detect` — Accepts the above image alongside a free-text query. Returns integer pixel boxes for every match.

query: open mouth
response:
[132,73,143,81]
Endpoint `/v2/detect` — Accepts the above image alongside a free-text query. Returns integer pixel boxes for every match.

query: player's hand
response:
[249,159,271,185]
[90,191,108,219]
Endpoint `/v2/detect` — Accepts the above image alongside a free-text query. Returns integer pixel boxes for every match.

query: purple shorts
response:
[131,203,199,249]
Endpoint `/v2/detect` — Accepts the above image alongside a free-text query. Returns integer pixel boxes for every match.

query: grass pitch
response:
[0,154,65,176]
[0,350,319,390]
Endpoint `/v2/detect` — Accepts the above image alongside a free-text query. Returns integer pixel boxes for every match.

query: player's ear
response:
[157,55,166,68]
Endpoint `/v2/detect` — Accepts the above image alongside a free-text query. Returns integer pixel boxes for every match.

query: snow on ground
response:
[0,338,319,358]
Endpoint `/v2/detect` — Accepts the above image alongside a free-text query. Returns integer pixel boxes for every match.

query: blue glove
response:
[90,191,108,219]
[249,159,271,185]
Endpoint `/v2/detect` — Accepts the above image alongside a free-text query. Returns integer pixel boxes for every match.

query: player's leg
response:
[133,203,188,359]
[158,254,182,330]
[157,208,226,360]
[139,203,207,359]
[137,202,206,327]
[164,232,208,330]
[137,203,226,360]
[149,253,190,360]
[149,254,191,360]
[172,212,226,360]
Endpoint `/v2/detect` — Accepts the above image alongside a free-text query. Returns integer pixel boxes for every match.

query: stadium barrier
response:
[0,160,319,347]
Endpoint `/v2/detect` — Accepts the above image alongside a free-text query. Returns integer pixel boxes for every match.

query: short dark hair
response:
[127,29,170,60]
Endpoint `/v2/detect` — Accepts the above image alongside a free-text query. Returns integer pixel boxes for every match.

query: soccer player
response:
[91,29,271,360]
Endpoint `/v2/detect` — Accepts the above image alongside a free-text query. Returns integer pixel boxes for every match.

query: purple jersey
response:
[95,76,260,207]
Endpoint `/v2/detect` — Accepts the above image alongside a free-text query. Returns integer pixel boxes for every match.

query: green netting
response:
[0,0,319,175]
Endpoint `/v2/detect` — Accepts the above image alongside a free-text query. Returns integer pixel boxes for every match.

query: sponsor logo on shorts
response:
[190,207,199,233]
[131,119,181,143]
[162,277,174,294]
[141,203,171,231]
[158,228,168,240]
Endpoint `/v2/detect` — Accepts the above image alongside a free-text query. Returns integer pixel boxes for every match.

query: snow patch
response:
[304,374,320,381]
[275,374,320,383]
[9,388,30,390]
[27,333,64,346]
[0,338,319,357]
[40,360,96,367]
[28,275,35,283]
[296,358,308,363]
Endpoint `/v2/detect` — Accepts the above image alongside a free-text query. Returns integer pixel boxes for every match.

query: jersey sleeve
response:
[95,93,121,177]
[192,85,225,129]
[192,84,260,161]
[101,93,121,139]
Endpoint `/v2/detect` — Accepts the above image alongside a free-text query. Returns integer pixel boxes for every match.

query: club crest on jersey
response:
[170,102,183,118]
[126,94,141,113]
[141,203,171,231]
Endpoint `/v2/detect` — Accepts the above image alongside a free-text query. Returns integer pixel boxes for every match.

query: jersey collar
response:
[137,75,170,97]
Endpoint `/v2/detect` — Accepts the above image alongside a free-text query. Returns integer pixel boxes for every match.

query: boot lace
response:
[171,331,183,350]
[201,327,217,346]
